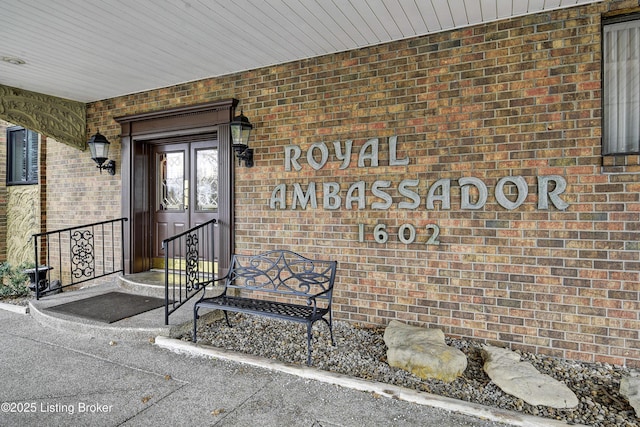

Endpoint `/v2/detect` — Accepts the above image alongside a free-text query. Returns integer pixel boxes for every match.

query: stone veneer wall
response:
[6,186,39,266]
[0,120,43,266]
[80,0,640,366]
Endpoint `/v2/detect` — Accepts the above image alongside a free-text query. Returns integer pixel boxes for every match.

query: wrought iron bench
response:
[192,250,338,366]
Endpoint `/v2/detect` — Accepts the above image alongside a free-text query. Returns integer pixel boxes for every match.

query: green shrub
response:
[0,262,31,299]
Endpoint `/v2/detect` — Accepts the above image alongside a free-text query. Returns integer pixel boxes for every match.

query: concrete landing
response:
[28,272,196,341]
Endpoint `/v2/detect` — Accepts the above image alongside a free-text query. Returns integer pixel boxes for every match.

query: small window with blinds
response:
[603,14,640,156]
[7,126,39,185]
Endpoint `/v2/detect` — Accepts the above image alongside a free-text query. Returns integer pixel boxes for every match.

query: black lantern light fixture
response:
[230,110,254,167]
[87,131,116,175]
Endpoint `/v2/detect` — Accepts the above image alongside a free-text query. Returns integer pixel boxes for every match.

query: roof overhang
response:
[1,0,603,103]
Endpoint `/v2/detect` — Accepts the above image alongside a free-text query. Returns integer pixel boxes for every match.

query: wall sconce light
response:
[87,131,116,175]
[230,110,254,167]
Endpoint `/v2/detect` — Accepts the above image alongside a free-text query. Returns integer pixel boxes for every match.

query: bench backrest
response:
[226,250,337,300]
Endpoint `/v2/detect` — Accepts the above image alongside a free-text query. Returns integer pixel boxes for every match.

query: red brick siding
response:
[81,0,640,366]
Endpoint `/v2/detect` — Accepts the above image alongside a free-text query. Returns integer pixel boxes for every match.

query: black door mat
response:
[45,291,166,324]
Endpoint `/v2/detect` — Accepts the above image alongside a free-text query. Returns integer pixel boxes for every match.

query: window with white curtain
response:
[603,15,640,155]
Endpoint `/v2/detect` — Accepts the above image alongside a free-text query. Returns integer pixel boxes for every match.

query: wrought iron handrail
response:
[31,218,128,299]
[162,218,218,324]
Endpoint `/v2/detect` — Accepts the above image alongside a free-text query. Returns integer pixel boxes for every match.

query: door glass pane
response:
[158,152,184,210]
[195,148,218,211]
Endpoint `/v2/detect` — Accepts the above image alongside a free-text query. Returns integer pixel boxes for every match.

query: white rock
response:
[481,345,578,409]
[620,370,640,417]
[383,320,467,382]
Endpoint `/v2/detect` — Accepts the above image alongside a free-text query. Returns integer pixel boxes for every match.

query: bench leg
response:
[319,315,336,346]
[223,310,233,327]
[193,305,200,342]
[328,311,335,346]
[306,322,313,366]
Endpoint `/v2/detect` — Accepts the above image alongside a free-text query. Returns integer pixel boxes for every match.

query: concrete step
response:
[117,270,166,298]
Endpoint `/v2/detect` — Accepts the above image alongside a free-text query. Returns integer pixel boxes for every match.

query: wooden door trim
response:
[116,99,238,274]
[116,100,237,136]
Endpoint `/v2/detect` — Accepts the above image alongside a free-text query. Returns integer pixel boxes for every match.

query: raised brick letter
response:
[323,182,341,210]
[307,142,328,170]
[358,138,379,167]
[538,175,569,210]
[372,180,392,210]
[270,184,286,209]
[333,140,352,169]
[346,181,366,210]
[292,182,317,209]
[389,136,409,166]
[495,176,527,210]
[426,179,451,210]
[398,179,420,209]
[459,177,488,209]
[285,145,302,171]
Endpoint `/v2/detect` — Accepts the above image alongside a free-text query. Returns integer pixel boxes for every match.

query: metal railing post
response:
[34,235,40,300]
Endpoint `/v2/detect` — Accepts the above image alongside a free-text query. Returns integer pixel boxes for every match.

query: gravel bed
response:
[187,313,638,427]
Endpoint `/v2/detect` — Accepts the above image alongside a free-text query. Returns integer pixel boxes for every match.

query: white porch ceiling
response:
[1,0,602,103]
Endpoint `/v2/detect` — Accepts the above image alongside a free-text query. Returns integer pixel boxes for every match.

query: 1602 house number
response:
[358,223,440,245]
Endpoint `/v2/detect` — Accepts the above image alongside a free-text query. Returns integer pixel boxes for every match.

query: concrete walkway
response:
[0,287,577,427]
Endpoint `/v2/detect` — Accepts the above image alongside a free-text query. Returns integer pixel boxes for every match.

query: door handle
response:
[184,179,189,210]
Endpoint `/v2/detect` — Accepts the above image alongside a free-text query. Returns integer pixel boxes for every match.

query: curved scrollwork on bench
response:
[193,250,338,366]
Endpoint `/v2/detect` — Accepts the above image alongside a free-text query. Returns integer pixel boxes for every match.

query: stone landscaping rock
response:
[195,314,637,425]
[620,370,640,417]
[383,320,467,382]
[481,345,579,409]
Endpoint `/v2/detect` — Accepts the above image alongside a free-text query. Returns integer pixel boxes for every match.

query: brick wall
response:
[45,135,121,230]
[81,0,640,366]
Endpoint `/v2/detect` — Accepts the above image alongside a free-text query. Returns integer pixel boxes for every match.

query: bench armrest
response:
[309,286,332,299]
[196,274,230,302]
[208,275,229,286]
[306,286,333,315]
